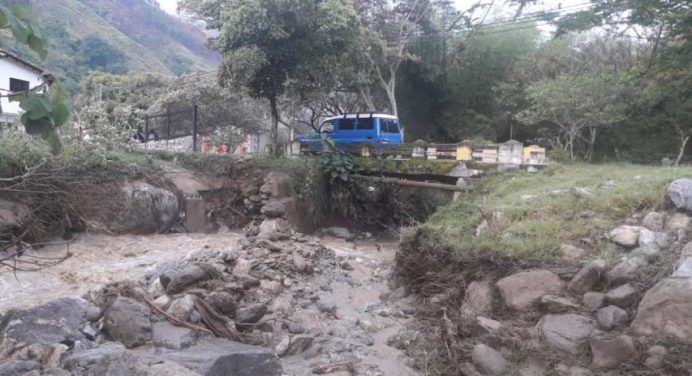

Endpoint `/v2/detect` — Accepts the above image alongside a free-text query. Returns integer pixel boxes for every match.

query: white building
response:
[0,48,48,125]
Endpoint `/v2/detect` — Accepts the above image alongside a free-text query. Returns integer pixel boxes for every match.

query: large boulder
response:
[161,337,282,376]
[567,259,606,295]
[0,360,40,376]
[537,314,596,354]
[631,277,692,342]
[152,322,198,350]
[637,229,669,260]
[160,264,212,294]
[109,181,179,234]
[596,305,629,330]
[103,296,152,348]
[260,201,286,218]
[607,255,647,284]
[667,179,692,212]
[496,270,563,310]
[0,199,31,238]
[0,298,85,358]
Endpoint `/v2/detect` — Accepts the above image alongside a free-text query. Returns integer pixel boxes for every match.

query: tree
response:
[195,0,363,155]
[0,4,68,154]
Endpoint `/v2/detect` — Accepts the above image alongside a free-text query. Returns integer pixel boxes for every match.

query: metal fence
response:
[140,105,199,152]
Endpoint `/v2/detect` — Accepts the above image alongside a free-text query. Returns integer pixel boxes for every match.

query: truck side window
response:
[382,119,399,133]
[357,118,374,130]
[339,119,355,130]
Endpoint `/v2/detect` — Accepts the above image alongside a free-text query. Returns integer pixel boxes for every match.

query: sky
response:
[158,0,178,14]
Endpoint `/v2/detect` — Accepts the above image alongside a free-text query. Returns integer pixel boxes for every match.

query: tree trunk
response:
[676,135,689,167]
[269,96,280,156]
[585,127,598,162]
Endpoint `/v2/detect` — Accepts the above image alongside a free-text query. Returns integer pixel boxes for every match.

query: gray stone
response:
[61,342,127,371]
[496,270,563,310]
[260,172,293,199]
[464,280,494,315]
[287,322,305,334]
[538,314,596,354]
[609,225,642,247]
[540,295,579,313]
[644,345,667,369]
[590,335,635,369]
[103,296,152,348]
[607,256,647,284]
[382,286,408,302]
[0,298,85,348]
[64,343,197,376]
[275,336,290,356]
[631,277,692,342]
[235,304,267,324]
[286,335,314,355]
[316,300,337,313]
[673,257,692,277]
[560,244,588,260]
[638,229,669,260]
[568,259,606,295]
[166,295,195,321]
[109,181,179,234]
[324,226,354,240]
[0,199,31,239]
[161,264,211,294]
[595,305,628,330]
[260,201,286,218]
[667,213,690,232]
[667,178,692,211]
[0,361,39,376]
[471,344,509,376]
[582,292,606,311]
[605,284,637,308]
[207,291,238,315]
[475,316,502,333]
[642,212,666,231]
[152,321,198,350]
[162,337,282,376]
[258,218,291,238]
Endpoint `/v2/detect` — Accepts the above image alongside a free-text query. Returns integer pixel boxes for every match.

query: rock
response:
[555,364,591,376]
[0,298,85,351]
[161,264,211,294]
[162,337,282,376]
[286,335,314,355]
[538,314,596,354]
[235,304,267,324]
[110,181,179,233]
[260,280,282,294]
[540,295,579,313]
[595,305,628,330]
[207,291,238,315]
[667,213,690,232]
[464,280,494,314]
[642,212,666,231]
[292,253,311,274]
[590,335,635,369]
[667,179,692,211]
[582,292,606,311]
[644,345,667,369]
[471,344,509,376]
[0,361,39,376]
[324,226,354,240]
[260,201,286,218]
[673,256,692,277]
[496,270,563,310]
[560,244,588,260]
[61,342,126,371]
[316,300,337,313]
[152,321,198,350]
[386,330,417,350]
[153,295,171,308]
[631,277,692,342]
[568,259,606,295]
[382,286,408,302]
[607,256,647,284]
[287,322,305,334]
[260,172,293,199]
[638,229,669,259]
[475,316,502,333]
[166,295,195,321]
[609,225,642,247]
[571,186,593,198]
[605,284,637,308]
[0,199,31,236]
[258,218,291,238]
[147,278,166,299]
[103,296,152,348]
[275,336,290,356]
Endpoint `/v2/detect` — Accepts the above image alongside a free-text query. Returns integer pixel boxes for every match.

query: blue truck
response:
[295,113,403,145]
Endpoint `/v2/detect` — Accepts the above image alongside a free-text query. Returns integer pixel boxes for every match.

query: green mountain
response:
[0,0,220,95]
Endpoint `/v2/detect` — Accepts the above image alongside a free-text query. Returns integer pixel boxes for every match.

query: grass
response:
[415,163,692,264]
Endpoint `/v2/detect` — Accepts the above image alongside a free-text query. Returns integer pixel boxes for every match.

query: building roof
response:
[0,48,45,74]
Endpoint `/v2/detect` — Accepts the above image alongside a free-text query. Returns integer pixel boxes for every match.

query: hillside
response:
[0,0,219,95]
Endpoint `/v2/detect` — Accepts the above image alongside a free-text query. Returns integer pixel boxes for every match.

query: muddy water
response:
[0,232,418,375]
[0,232,243,312]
